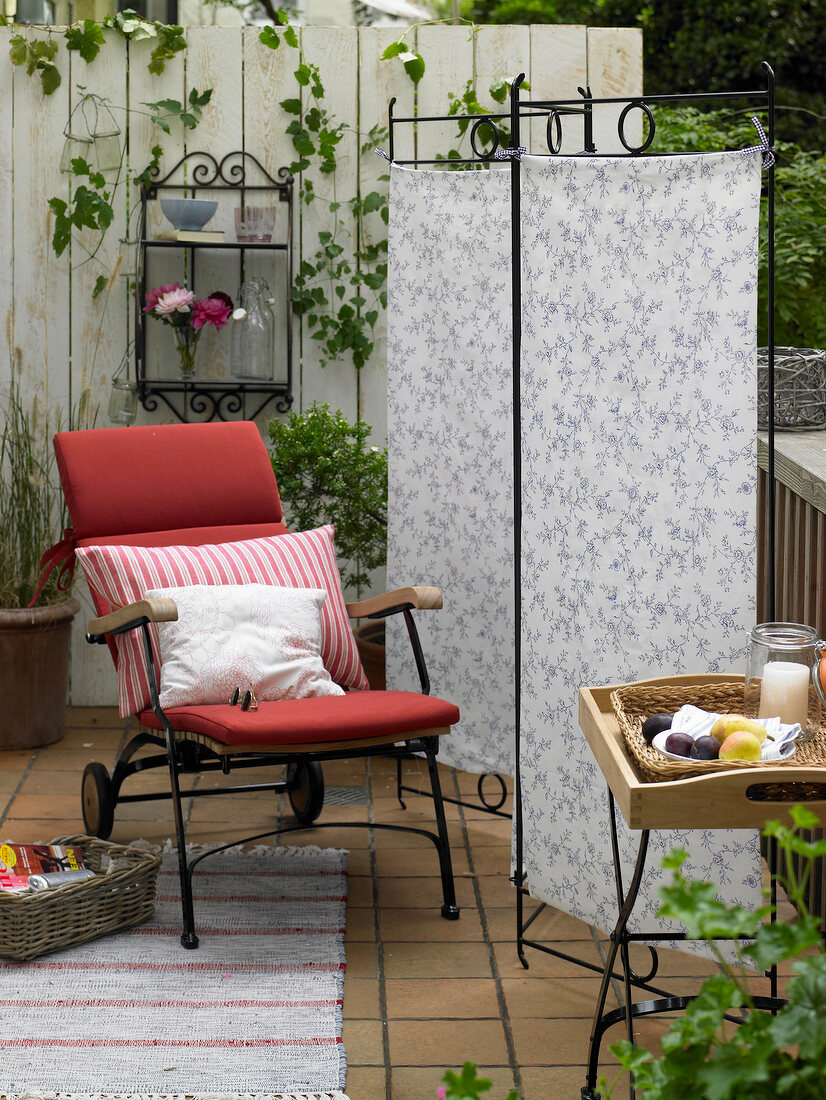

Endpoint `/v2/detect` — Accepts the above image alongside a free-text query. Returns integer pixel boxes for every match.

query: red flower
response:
[144,282,182,312]
[191,292,234,331]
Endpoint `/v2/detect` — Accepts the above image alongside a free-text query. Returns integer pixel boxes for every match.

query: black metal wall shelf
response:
[135,151,294,423]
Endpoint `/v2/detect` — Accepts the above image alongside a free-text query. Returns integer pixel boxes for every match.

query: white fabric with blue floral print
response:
[518,150,763,940]
[386,164,516,776]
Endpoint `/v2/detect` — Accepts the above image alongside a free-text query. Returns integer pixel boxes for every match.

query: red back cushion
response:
[54,422,282,542]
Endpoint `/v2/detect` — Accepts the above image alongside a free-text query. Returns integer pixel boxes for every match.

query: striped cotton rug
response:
[0,844,349,1100]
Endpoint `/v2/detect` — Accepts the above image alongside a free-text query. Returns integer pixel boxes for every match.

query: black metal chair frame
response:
[83,599,460,949]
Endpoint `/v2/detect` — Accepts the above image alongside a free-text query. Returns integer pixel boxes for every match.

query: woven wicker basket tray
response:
[611,681,826,783]
[0,835,161,961]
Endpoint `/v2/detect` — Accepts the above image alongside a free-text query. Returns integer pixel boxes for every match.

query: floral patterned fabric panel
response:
[518,150,764,939]
[386,164,516,775]
[146,583,345,708]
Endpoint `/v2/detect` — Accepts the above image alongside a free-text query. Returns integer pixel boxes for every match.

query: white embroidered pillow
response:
[144,583,345,708]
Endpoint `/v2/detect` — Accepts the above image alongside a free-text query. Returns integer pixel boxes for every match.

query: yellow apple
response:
[709,714,767,744]
[719,730,762,761]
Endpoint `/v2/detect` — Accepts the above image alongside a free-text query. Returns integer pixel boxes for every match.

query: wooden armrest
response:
[346,586,442,618]
[87,598,178,637]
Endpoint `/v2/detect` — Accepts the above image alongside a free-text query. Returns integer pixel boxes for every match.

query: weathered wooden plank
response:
[242,23,298,439]
[66,33,129,706]
[587,26,643,155]
[357,25,416,450]
[184,27,243,396]
[11,28,71,410]
[415,25,475,160]
[127,37,186,417]
[528,24,588,154]
[0,27,13,395]
[299,26,359,422]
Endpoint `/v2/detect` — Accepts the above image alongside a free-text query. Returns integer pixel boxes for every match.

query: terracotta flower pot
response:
[354,620,386,691]
[0,598,80,750]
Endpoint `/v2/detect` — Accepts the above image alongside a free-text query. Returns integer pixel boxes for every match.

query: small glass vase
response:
[174,328,201,381]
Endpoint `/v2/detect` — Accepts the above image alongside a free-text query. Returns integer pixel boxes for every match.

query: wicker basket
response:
[757,346,826,430]
[611,680,826,783]
[0,835,161,961]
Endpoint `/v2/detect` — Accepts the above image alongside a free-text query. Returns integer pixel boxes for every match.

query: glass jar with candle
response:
[745,623,826,743]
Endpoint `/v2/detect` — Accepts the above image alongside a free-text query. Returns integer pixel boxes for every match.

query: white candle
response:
[758,661,811,727]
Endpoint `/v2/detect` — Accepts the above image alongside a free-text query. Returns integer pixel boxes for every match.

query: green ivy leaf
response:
[489,78,509,104]
[259,26,280,50]
[401,51,425,85]
[283,25,298,49]
[37,59,61,96]
[361,190,383,213]
[93,274,108,298]
[65,20,106,64]
[280,97,301,114]
[380,41,404,59]
[295,63,312,87]
[9,35,29,67]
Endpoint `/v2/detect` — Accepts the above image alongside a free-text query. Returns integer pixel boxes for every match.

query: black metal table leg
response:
[582,792,650,1100]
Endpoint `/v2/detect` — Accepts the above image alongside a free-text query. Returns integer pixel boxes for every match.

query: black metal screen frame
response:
[386,63,778,1003]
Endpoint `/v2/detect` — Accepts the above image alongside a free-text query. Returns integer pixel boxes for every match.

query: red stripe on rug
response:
[158,869,346,876]
[0,961,345,972]
[154,894,349,903]
[6,1038,343,1048]
[0,999,344,1008]
[126,927,346,936]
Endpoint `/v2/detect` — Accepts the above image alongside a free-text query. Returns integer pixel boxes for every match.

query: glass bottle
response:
[252,276,276,375]
[230,281,273,380]
[745,622,826,743]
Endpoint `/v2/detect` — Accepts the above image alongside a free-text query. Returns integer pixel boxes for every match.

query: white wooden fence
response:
[0,23,641,704]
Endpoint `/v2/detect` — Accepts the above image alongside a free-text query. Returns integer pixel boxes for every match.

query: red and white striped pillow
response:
[76,526,369,717]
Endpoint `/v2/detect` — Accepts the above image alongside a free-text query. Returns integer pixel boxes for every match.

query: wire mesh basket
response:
[758,346,826,430]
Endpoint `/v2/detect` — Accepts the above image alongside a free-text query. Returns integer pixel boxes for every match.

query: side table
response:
[577,672,826,1099]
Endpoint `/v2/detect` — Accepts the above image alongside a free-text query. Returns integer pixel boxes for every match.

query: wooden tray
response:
[579,674,826,831]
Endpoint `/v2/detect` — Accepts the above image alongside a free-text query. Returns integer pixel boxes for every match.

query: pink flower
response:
[155,287,196,316]
[143,282,182,312]
[192,293,233,331]
[436,1089,447,1100]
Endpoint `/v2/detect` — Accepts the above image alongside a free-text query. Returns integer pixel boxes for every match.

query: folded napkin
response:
[670,705,799,761]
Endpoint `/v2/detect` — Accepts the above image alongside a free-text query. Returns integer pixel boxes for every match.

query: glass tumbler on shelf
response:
[234,206,276,243]
[230,282,273,380]
[745,622,826,743]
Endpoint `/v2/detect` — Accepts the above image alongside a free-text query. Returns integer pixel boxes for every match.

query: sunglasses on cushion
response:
[229,686,259,711]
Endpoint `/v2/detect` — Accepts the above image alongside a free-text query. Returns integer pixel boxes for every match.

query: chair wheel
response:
[82,762,115,839]
[287,762,324,825]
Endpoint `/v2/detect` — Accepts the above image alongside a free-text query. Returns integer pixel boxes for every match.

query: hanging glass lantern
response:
[59,131,93,174]
[91,98,122,174]
[108,345,138,427]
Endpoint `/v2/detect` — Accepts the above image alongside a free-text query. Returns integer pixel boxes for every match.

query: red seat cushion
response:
[139,690,460,747]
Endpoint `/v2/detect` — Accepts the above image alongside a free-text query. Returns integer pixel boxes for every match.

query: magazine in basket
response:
[0,843,86,893]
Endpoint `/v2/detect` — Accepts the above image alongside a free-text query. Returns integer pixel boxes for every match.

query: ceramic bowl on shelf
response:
[160,198,218,232]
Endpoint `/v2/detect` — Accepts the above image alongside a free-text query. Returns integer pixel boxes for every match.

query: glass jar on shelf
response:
[745,622,826,743]
[230,281,273,381]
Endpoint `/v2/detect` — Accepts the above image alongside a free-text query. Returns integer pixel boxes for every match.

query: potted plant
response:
[0,364,86,749]
[599,804,826,1100]
[268,401,388,688]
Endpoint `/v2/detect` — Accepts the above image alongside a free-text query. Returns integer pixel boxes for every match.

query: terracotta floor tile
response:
[28,749,117,772]
[344,941,379,979]
[347,875,375,908]
[486,903,598,943]
[343,977,382,1019]
[345,906,377,943]
[342,1019,386,1065]
[453,770,514,795]
[476,875,522,909]
[374,847,469,878]
[281,824,372,849]
[382,942,493,980]
[384,978,501,1019]
[389,1067,517,1100]
[63,706,123,729]
[493,938,605,980]
[0,749,37,770]
[379,907,483,943]
[521,1065,617,1099]
[0,771,26,796]
[501,975,609,1019]
[463,816,515,846]
[343,1065,386,1097]
[377,875,477,910]
[469,846,512,877]
[387,1018,509,1067]
[0,819,88,844]
[510,1015,611,1067]
[9,793,88,824]
[371,822,466,848]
